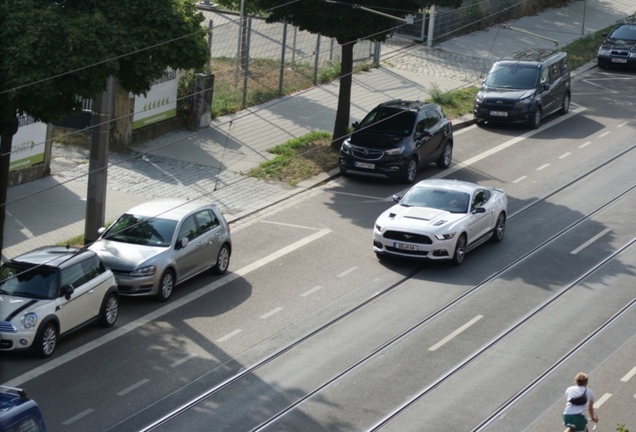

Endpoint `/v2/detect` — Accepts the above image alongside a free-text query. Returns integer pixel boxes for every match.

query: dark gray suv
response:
[473,48,570,129]
[339,100,453,184]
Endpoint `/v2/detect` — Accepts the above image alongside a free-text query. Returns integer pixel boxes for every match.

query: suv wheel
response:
[34,321,58,358]
[559,93,570,115]
[530,107,542,129]
[402,157,418,184]
[436,142,452,169]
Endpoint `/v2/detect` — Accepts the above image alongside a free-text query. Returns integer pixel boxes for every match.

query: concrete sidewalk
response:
[3,0,634,261]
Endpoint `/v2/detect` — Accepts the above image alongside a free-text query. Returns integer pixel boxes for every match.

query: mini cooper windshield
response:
[484,64,539,89]
[103,214,178,247]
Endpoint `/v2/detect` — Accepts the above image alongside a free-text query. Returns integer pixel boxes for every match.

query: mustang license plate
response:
[611,58,628,63]
[354,161,375,169]
[394,242,418,251]
[490,111,508,117]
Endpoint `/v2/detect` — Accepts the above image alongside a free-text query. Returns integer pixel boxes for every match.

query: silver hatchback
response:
[89,199,232,302]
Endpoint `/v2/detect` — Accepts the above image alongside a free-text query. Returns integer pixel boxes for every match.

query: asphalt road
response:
[3,67,636,432]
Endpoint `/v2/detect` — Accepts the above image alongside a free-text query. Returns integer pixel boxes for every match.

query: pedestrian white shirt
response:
[563,385,595,415]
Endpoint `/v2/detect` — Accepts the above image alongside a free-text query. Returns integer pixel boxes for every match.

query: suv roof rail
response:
[0,385,29,401]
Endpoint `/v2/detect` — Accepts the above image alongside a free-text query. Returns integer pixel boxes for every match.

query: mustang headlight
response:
[435,232,456,241]
[21,313,38,329]
[341,140,351,155]
[384,146,405,156]
[130,265,157,277]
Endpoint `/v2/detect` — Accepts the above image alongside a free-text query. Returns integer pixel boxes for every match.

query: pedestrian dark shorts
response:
[563,414,587,431]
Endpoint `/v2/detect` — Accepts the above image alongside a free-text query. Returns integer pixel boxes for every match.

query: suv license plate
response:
[354,161,375,169]
[490,111,508,117]
[394,242,418,251]
[612,58,627,63]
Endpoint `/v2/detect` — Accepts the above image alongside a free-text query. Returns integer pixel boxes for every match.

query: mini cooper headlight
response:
[435,233,456,240]
[21,313,38,329]
[130,265,157,277]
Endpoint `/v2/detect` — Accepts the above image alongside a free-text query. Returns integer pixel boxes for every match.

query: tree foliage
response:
[0,0,210,258]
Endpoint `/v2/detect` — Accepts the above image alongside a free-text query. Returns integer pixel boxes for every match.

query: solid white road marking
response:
[428,315,484,352]
[217,329,242,343]
[261,307,283,319]
[570,228,611,255]
[620,366,636,382]
[3,228,332,388]
[260,220,322,230]
[301,285,322,297]
[117,379,150,396]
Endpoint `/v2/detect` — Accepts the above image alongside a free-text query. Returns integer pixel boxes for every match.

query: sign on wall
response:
[132,68,178,130]
[10,115,47,172]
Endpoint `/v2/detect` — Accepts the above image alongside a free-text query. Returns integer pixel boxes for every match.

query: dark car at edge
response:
[597,22,636,69]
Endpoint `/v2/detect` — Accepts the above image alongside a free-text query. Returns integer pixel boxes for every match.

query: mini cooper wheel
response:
[491,212,506,243]
[436,142,453,169]
[451,234,467,266]
[402,157,418,184]
[212,244,231,275]
[98,293,119,327]
[34,321,58,358]
[156,269,174,302]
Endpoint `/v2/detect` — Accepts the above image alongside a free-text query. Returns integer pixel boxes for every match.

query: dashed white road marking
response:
[217,329,242,343]
[117,379,150,396]
[428,315,484,352]
[512,176,527,184]
[337,266,358,277]
[571,228,611,254]
[537,164,550,171]
[579,141,592,148]
[620,366,636,382]
[559,152,571,159]
[599,131,610,138]
[63,409,95,425]
[595,393,612,408]
[301,285,322,297]
[617,121,628,128]
[171,353,197,368]
[261,307,283,319]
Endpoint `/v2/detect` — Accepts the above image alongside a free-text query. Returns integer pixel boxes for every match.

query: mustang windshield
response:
[103,214,177,247]
[401,187,471,214]
[359,107,416,137]
[485,64,539,89]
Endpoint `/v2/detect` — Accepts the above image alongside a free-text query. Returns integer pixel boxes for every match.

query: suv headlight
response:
[130,265,157,277]
[384,146,405,156]
[21,313,38,329]
[515,96,533,108]
[341,140,351,155]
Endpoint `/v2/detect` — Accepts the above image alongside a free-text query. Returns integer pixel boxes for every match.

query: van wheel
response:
[559,93,570,115]
[402,157,418,184]
[436,142,452,169]
[530,107,542,129]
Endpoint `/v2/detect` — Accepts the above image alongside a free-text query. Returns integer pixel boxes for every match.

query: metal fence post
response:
[279,20,288,96]
[313,34,321,85]
[242,17,251,108]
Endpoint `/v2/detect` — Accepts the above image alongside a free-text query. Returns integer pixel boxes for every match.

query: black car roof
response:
[8,246,95,269]
[498,48,565,65]
[376,100,436,112]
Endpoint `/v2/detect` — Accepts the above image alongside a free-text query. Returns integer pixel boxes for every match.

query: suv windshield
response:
[359,107,416,137]
[103,214,177,247]
[485,64,539,89]
[0,264,58,299]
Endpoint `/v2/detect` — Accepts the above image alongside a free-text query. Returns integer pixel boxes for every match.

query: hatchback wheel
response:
[34,322,58,358]
[156,270,174,302]
[98,293,119,327]
[402,157,418,184]
[451,234,467,266]
[436,142,452,169]
[212,244,231,275]
[491,212,506,243]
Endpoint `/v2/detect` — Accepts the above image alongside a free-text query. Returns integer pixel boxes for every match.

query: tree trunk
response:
[331,37,356,150]
[0,117,20,260]
[111,82,133,152]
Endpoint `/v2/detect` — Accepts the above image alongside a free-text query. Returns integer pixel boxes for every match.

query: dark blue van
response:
[0,386,48,432]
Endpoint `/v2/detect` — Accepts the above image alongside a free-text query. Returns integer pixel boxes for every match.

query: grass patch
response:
[51,127,90,147]
[247,131,338,186]
[427,83,479,119]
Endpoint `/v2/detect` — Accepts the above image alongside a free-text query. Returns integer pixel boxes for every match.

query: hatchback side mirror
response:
[176,237,189,250]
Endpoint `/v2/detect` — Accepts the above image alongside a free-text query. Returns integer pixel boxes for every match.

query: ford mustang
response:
[373,179,508,265]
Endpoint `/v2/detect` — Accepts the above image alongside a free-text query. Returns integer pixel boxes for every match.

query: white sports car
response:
[373,179,508,265]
